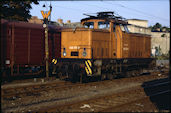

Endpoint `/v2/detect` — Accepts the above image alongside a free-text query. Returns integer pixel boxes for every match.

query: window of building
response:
[140,28,143,32]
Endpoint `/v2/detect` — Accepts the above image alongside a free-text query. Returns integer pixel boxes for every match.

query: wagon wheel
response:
[107,74,113,80]
[58,72,66,80]
[112,73,117,79]
[101,74,106,81]
[58,72,62,80]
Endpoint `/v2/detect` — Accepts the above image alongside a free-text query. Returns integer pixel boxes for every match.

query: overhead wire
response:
[40,1,169,25]
[45,1,48,11]
[52,4,87,13]
[103,1,169,21]
[50,3,89,22]
[70,2,122,18]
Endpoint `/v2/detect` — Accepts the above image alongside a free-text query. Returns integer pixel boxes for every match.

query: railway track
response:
[100,90,170,112]
[37,78,170,112]
[1,71,168,99]
[1,78,112,100]
[1,80,73,99]
[1,71,169,112]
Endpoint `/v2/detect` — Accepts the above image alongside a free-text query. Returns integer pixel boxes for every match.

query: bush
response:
[155,53,169,60]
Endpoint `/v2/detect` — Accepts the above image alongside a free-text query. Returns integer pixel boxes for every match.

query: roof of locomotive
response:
[81,11,128,25]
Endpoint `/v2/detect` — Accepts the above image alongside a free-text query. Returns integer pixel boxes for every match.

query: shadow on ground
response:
[142,78,170,111]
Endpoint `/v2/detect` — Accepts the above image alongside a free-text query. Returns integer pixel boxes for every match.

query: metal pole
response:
[45,20,49,79]
[41,8,51,80]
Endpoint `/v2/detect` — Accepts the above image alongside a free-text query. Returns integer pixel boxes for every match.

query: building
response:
[150,32,170,55]
[127,19,148,27]
[28,16,43,24]
[57,19,83,28]
[126,19,151,34]
[29,16,63,26]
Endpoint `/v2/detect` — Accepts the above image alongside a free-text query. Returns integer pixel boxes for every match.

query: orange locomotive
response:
[53,12,155,82]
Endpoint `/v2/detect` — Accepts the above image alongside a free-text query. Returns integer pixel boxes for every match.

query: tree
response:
[162,26,170,32]
[154,23,162,29]
[149,22,170,32]
[151,22,162,31]
[0,0,39,21]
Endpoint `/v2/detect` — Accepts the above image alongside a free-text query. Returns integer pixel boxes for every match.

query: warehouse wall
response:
[150,32,170,55]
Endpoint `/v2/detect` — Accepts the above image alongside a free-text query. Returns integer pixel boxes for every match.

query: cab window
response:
[124,25,129,33]
[98,21,110,29]
[83,22,94,29]
[120,24,129,33]
[113,23,116,32]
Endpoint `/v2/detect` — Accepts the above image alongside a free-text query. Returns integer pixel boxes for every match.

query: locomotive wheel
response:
[72,72,79,83]
[80,74,83,83]
[133,70,140,76]
[68,73,74,82]
[126,71,132,77]
[131,70,139,77]
[136,70,141,76]
[139,69,143,75]
[80,74,88,83]
[58,72,64,80]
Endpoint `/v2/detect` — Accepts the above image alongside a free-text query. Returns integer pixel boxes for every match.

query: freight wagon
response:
[54,12,155,82]
[0,19,61,80]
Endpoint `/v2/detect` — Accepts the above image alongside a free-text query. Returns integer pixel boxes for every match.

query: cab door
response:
[110,23,123,58]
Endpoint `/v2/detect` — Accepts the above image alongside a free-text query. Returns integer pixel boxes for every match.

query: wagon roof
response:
[1,19,63,31]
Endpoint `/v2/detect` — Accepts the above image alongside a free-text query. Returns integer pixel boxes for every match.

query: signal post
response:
[41,10,51,79]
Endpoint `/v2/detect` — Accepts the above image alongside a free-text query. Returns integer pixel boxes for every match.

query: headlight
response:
[63,48,66,56]
[83,48,87,57]
[63,52,66,56]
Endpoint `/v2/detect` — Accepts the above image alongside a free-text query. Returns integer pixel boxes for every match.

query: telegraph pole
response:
[41,7,51,79]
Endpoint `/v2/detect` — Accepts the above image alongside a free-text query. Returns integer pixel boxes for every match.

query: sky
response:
[30,0,170,27]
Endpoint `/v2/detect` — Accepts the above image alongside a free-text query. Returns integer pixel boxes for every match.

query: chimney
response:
[67,20,71,24]
[57,18,63,24]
